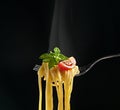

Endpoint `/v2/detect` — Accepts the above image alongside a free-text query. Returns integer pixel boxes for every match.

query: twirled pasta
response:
[37,62,79,110]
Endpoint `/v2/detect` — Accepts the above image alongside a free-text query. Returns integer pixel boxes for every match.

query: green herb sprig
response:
[39,47,68,68]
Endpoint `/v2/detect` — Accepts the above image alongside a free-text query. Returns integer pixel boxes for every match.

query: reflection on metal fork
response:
[33,64,40,71]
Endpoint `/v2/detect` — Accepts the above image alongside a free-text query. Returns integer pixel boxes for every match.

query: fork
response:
[33,53,120,77]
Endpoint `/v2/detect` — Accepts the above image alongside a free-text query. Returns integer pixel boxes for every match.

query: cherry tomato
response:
[58,57,76,71]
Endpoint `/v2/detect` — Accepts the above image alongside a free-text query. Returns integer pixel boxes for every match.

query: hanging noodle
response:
[37,62,79,110]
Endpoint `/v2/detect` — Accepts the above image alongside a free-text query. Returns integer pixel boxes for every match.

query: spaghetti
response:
[37,47,80,110]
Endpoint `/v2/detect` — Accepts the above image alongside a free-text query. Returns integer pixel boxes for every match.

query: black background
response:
[0,0,120,110]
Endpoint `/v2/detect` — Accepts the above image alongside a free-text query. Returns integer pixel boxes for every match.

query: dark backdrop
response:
[0,0,120,110]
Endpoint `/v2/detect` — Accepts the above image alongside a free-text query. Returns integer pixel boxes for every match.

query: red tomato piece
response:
[58,57,76,71]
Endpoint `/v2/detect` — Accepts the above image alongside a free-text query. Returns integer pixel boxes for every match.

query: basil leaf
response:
[59,54,68,60]
[49,58,57,68]
[43,58,50,62]
[39,47,68,69]
[39,53,51,59]
[53,47,60,54]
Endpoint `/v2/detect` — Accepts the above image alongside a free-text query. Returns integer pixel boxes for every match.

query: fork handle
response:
[76,53,120,77]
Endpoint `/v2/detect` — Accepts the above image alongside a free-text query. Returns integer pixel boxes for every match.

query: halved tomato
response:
[58,57,76,71]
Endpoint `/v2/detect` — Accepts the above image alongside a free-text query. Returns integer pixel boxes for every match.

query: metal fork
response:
[33,53,120,77]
